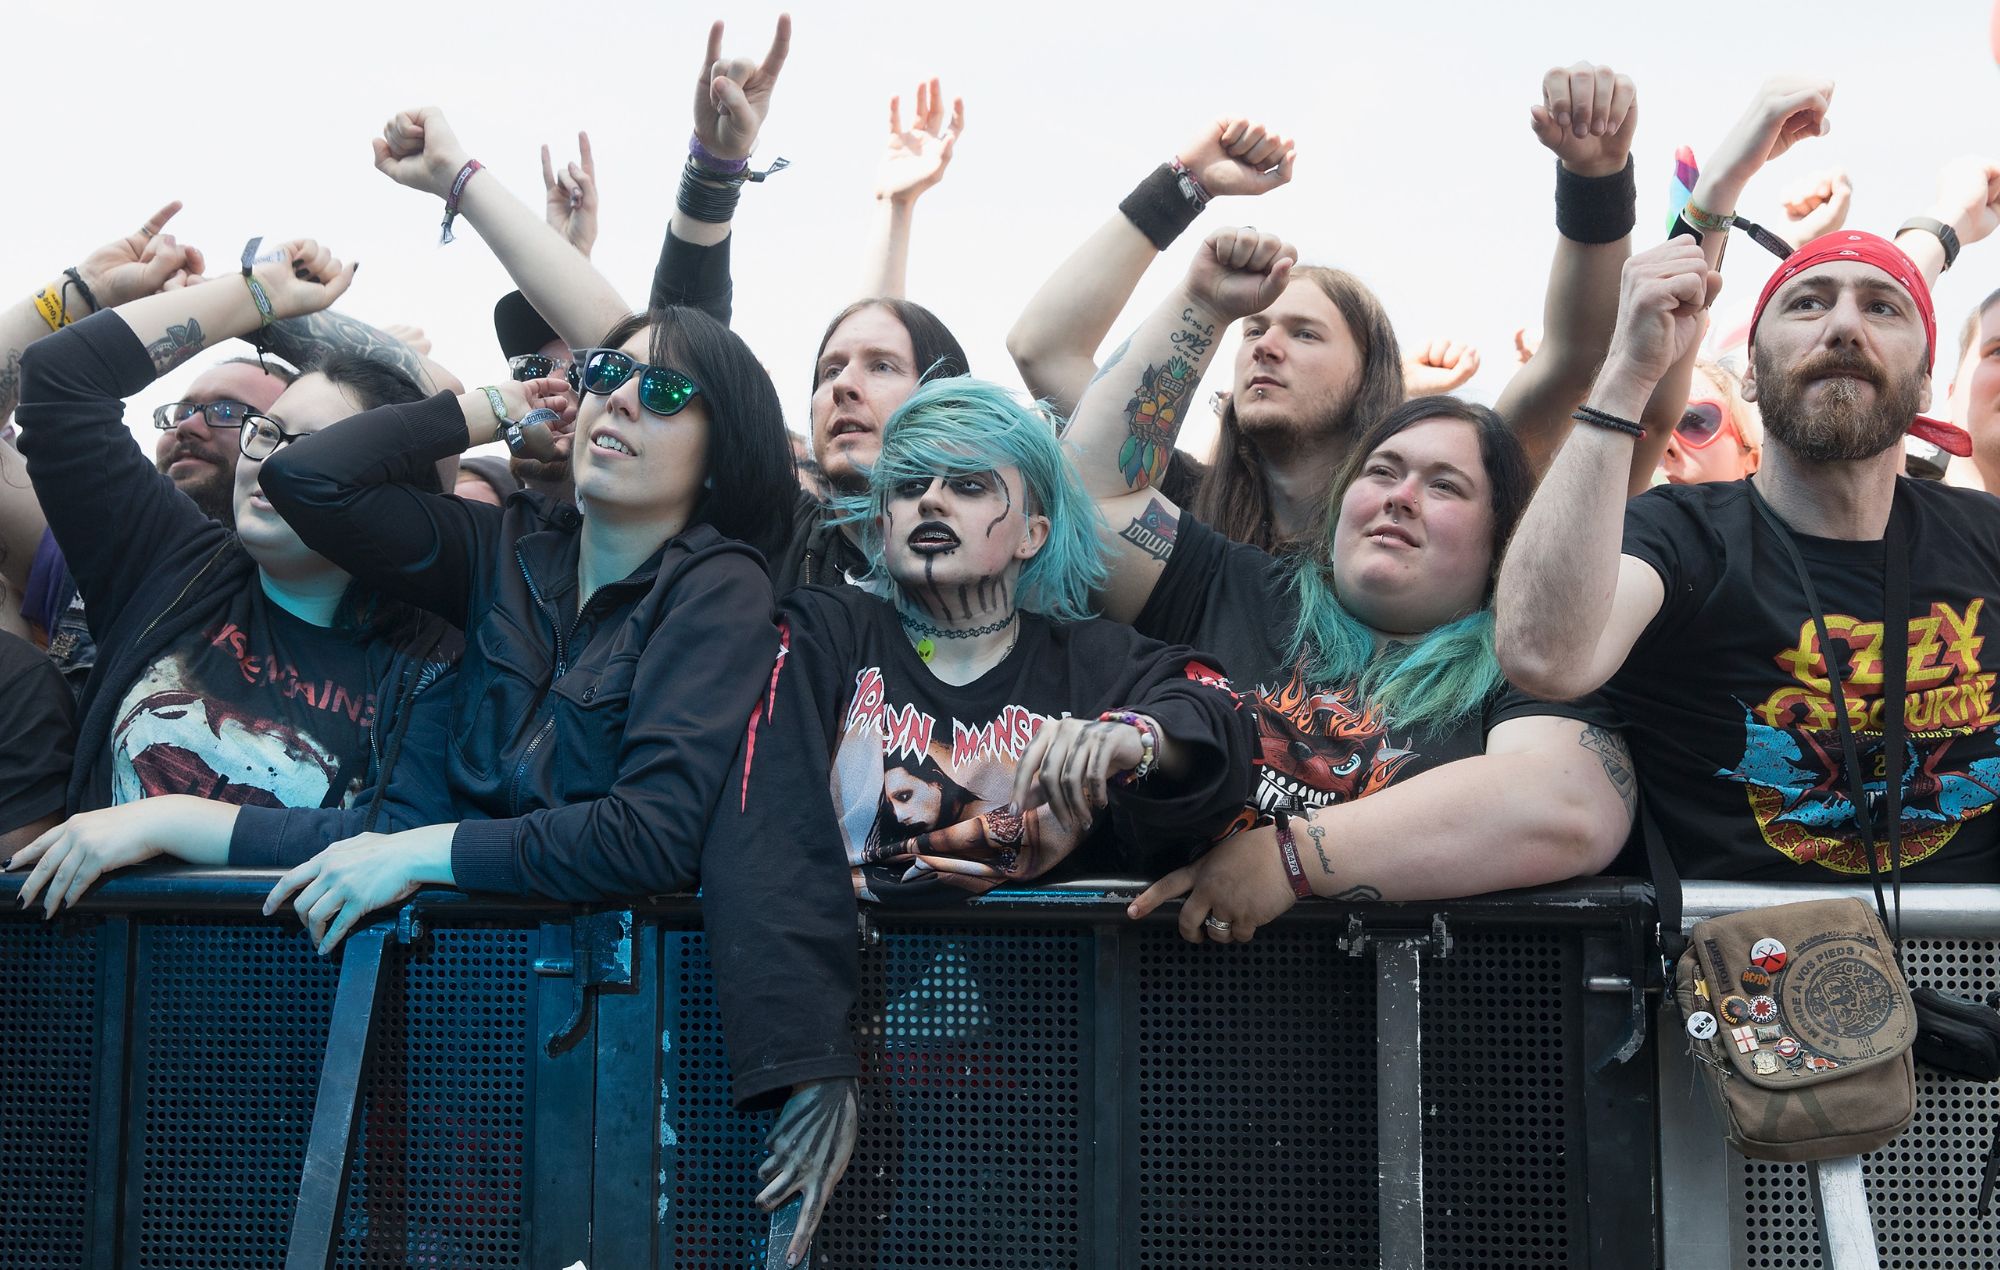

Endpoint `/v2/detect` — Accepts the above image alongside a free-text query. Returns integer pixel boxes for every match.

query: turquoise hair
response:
[1283,560,1501,735]
[836,377,1107,621]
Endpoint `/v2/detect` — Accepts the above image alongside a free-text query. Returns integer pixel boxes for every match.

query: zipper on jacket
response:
[508,544,615,816]
[509,717,554,817]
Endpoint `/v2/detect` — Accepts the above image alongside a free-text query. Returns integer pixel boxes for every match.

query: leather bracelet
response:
[1275,812,1312,900]
[1898,217,1961,272]
[1572,404,1645,439]
[677,160,745,224]
[1554,155,1637,245]
[61,267,100,318]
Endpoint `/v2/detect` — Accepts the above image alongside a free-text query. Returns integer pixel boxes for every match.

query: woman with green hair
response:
[1054,226,1638,943]
[710,376,1255,904]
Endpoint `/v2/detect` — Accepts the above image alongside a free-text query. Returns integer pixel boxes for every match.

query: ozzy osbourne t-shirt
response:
[108,583,388,809]
[1604,477,2000,881]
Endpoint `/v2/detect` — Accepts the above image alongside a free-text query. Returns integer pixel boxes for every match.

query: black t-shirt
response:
[0,629,74,834]
[736,586,1253,904]
[1136,512,1576,823]
[1603,477,2000,881]
[107,583,391,809]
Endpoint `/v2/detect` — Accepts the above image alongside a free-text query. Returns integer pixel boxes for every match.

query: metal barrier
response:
[1659,881,2000,1270]
[0,867,1660,1268]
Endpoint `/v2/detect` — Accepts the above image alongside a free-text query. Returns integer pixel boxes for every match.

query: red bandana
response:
[1747,230,1969,457]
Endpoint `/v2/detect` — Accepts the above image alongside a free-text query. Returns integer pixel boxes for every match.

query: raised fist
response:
[1604,239,1722,389]
[1529,63,1636,179]
[1706,77,1834,193]
[1779,168,1852,246]
[1182,227,1296,323]
[1177,117,1296,199]
[246,239,356,321]
[1928,155,2000,249]
[373,106,473,200]
[1403,340,1482,397]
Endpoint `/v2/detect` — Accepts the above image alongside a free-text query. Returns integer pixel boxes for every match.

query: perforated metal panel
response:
[1736,938,2000,1269]
[1134,928,1378,1267]
[1423,931,1584,1267]
[0,919,98,1270]
[665,927,1088,1269]
[337,927,532,1268]
[132,922,336,1266]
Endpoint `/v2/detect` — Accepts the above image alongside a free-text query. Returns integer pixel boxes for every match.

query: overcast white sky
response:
[12,1,2000,455]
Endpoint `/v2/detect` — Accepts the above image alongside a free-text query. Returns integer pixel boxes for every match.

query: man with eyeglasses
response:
[493,290,577,500]
[149,358,296,522]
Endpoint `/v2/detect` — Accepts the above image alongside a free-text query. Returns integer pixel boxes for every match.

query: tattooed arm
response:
[1007,118,1294,416]
[1063,226,1295,623]
[261,309,459,394]
[1129,715,1636,942]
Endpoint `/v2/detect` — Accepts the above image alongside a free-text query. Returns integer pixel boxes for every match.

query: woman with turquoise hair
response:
[1054,226,1639,944]
[709,376,1255,904]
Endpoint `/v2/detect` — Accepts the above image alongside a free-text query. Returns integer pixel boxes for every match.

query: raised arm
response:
[261,308,459,395]
[1893,155,2000,289]
[1063,228,1295,622]
[373,108,630,348]
[858,79,964,299]
[542,131,599,259]
[649,15,792,322]
[1493,62,1638,471]
[1624,77,1835,489]
[1129,714,1636,941]
[0,203,196,594]
[1006,118,1294,415]
[1494,239,1714,700]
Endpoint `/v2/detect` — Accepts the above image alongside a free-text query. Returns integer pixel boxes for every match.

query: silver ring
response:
[1203,917,1232,933]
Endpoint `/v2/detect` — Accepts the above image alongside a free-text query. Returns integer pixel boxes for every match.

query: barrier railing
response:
[0,866,1660,1268]
[1659,881,2000,1270]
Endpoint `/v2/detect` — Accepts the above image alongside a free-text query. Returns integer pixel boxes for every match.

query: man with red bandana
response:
[1497,216,2000,881]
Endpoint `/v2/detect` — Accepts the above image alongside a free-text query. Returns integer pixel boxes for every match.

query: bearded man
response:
[1496,230,2000,882]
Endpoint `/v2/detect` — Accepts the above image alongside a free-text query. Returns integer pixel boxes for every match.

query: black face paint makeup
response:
[985,470,1014,538]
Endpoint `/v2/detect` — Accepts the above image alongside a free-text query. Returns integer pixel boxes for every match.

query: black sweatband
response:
[1554,155,1637,245]
[677,161,745,225]
[1572,405,1645,439]
[1119,162,1203,252]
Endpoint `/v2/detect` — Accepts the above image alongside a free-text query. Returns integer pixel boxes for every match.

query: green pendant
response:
[916,637,936,663]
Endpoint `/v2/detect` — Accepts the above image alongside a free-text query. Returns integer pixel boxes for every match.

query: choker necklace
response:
[900,612,1017,663]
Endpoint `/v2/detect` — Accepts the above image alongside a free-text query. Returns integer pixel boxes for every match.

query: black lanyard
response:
[1748,478,1911,955]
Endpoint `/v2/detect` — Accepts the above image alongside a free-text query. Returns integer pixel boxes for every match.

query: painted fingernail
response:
[1,856,11,871]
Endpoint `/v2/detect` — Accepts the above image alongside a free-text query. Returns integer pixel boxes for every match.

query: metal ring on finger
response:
[1203,916,1233,934]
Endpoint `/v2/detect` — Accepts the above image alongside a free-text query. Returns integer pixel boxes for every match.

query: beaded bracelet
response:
[1098,710,1158,786]
[1572,404,1645,440]
[1274,812,1312,900]
[440,159,485,244]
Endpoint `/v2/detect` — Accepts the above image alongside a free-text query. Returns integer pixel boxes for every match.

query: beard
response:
[157,453,236,526]
[1753,345,1926,463]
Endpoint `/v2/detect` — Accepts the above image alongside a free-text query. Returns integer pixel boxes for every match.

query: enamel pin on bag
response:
[1672,903,1915,1161]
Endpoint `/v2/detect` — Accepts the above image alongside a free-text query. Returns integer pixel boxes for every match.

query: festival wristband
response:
[480,385,512,438]
[1680,196,1733,236]
[688,132,750,175]
[440,159,485,245]
[32,283,66,333]
[239,237,279,328]
[1275,812,1312,900]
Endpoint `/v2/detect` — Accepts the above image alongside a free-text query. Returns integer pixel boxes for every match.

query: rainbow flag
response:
[1666,146,1698,233]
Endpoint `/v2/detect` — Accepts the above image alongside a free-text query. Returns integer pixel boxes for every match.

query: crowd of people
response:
[4,17,2000,1257]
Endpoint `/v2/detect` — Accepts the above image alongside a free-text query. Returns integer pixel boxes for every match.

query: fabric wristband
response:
[32,284,66,333]
[1554,155,1638,245]
[440,159,485,245]
[1275,812,1312,900]
[480,385,512,440]
[238,236,279,327]
[688,133,750,175]
[1119,162,1204,252]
